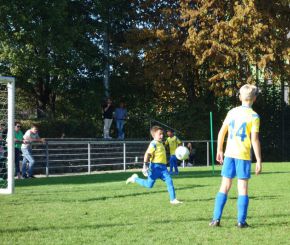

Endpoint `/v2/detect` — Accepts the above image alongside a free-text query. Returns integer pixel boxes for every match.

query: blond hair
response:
[239,84,258,101]
[150,126,163,136]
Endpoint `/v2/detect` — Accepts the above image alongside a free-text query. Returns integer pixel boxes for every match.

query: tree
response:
[181,0,290,94]
[0,0,102,118]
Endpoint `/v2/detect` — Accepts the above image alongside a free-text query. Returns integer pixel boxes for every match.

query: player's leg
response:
[160,166,182,203]
[210,157,235,226]
[134,164,157,188]
[134,175,155,188]
[236,159,251,227]
[237,179,249,227]
[173,155,178,174]
[211,177,233,223]
[169,155,174,174]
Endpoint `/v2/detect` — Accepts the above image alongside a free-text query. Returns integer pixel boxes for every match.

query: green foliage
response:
[0,0,103,117]
[0,0,289,161]
[20,119,102,138]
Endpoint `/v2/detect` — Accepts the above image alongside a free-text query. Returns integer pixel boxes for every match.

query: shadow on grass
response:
[227,195,281,201]
[7,184,207,205]
[77,184,206,203]
[182,195,280,203]
[153,217,211,224]
[16,172,141,187]
[15,168,289,188]
[250,221,289,228]
[249,213,290,219]
[15,170,221,188]
[260,171,290,175]
[0,222,135,234]
[175,170,221,179]
[7,183,207,206]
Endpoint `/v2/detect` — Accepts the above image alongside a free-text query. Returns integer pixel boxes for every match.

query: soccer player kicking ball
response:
[126,126,182,205]
[209,84,262,228]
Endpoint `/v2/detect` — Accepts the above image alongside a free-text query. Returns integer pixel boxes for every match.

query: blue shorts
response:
[149,163,171,181]
[221,157,251,179]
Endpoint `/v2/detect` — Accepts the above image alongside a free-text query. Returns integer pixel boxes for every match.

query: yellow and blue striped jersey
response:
[224,106,260,160]
[165,136,182,155]
[147,140,167,164]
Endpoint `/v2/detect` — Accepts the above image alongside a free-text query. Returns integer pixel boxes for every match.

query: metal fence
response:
[29,139,214,176]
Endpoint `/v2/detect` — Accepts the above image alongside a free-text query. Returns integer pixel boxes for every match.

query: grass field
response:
[1,163,290,244]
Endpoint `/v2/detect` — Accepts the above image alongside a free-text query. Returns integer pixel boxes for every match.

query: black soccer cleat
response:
[237,222,249,228]
[209,220,220,227]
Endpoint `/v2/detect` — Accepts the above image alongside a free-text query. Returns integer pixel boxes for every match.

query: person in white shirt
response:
[21,125,45,178]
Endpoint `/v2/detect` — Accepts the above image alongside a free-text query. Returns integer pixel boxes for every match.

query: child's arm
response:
[25,135,45,143]
[251,132,262,175]
[216,124,228,164]
[142,150,152,176]
[143,149,151,163]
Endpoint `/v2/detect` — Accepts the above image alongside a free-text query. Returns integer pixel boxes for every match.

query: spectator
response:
[21,125,45,178]
[102,98,114,139]
[115,102,128,140]
[186,142,196,167]
[14,122,23,179]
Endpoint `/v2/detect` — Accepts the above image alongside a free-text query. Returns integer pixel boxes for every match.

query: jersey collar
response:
[241,105,252,108]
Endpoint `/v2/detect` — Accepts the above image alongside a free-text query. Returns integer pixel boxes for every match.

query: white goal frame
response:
[0,76,15,194]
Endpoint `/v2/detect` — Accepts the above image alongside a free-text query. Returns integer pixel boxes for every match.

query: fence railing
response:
[28,139,215,177]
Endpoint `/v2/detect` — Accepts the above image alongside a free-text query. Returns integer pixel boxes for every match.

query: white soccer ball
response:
[175,146,190,161]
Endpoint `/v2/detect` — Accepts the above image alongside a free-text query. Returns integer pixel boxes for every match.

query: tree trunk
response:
[35,77,50,119]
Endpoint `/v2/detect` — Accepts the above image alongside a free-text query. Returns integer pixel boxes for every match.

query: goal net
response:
[0,76,15,194]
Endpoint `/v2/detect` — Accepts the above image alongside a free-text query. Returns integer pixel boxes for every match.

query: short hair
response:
[15,121,21,126]
[167,129,174,133]
[31,124,38,129]
[150,126,163,135]
[239,84,258,101]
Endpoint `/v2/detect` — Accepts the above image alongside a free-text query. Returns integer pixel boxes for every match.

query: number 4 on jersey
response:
[229,120,247,141]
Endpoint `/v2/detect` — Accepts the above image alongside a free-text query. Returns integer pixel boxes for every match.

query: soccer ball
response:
[175,146,190,161]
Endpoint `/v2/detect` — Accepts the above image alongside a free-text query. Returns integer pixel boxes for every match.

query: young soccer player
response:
[126,126,182,204]
[209,84,262,228]
[165,129,182,174]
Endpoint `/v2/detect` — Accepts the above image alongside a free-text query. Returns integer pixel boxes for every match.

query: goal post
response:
[0,76,15,194]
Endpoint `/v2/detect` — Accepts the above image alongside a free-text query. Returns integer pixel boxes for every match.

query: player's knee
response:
[220,178,232,193]
[237,179,248,195]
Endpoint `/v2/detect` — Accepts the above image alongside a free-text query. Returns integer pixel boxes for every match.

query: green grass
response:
[1,163,290,244]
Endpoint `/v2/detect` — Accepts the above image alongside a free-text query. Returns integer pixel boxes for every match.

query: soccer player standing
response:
[165,129,182,175]
[209,84,262,228]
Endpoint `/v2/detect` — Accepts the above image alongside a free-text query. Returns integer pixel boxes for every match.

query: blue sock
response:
[237,195,249,224]
[213,192,227,220]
